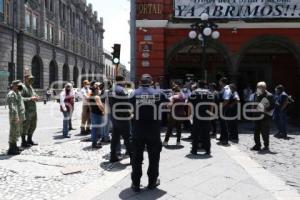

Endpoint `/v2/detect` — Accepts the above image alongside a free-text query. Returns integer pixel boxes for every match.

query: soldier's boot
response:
[27,135,38,146]
[7,143,20,156]
[21,136,31,148]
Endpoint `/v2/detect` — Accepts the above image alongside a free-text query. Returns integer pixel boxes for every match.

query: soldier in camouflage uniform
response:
[21,75,39,147]
[7,80,26,155]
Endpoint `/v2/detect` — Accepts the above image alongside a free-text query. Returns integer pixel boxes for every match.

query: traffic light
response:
[112,44,121,65]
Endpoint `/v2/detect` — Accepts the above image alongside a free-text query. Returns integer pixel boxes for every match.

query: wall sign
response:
[174,0,300,19]
[137,3,162,15]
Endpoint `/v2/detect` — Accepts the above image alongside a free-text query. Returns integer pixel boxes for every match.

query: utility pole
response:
[130,0,136,82]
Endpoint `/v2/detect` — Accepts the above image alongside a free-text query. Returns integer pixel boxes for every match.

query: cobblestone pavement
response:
[236,122,300,193]
[0,139,121,200]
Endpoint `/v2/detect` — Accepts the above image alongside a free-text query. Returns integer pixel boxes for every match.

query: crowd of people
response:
[6,73,294,192]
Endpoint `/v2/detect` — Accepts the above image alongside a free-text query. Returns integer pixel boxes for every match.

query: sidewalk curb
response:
[62,159,131,200]
[221,145,300,200]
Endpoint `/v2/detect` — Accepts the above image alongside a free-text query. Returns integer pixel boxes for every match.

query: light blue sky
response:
[87,0,130,69]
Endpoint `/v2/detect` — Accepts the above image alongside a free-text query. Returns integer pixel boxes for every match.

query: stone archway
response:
[63,64,70,82]
[49,60,58,88]
[73,66,79,88]
[237,35,300,118]
[31,55,44,88]
[165,37,232,85]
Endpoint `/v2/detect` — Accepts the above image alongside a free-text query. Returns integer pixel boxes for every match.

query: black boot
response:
[27,135,38,146]
[21,136,31,148]
[131,182,141,192]
[80,127,86,135]
[148,179,160,190]
[7,143,20,156]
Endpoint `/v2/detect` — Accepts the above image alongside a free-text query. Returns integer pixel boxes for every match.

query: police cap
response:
[140,74,152,86]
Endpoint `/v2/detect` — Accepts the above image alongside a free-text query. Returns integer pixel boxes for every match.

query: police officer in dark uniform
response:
[218,77,231,145]
[109,75,131,163]
[130,74,168,192]
[188,81,215,155]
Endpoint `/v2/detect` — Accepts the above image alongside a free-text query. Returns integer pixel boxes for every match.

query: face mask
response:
[256,88,263,95]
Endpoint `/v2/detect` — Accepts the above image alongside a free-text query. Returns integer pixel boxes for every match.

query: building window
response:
[45,0,48,9]
[32,14,38,36]
[44,23,48,40]
[49,24,53,43]
[4,0,9,23]
[59,30,66,48]
[49,0,53,11]
[62,3,66,21]
[25,10,31,32]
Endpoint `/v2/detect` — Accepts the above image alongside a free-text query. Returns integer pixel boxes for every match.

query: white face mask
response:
[256,88,263,95]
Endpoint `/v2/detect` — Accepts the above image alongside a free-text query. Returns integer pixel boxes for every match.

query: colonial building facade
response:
[135,0,300,117]
[0,0,104,103]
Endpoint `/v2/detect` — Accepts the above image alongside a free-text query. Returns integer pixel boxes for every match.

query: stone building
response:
[0,0,104,103]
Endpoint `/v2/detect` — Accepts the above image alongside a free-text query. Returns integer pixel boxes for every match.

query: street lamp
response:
[188,13,220,81]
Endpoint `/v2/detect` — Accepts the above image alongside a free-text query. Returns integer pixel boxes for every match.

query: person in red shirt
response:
[163,86,186,146]
[60,83,75,138]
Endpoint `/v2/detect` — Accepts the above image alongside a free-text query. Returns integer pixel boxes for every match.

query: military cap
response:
[25,74,35,79]
[12,80,22,86]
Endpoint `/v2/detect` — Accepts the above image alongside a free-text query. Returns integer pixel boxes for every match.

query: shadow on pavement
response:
[53,135,66,140]
[100,161,130,172]
[164,145,184,150]
[82,146,101,151]
[258,150,278,155]
[0,153,13,160]
[119,187,167,200]
[185,153,212,160]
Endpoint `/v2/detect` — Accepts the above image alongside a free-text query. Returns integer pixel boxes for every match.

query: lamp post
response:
[188,13,220,81]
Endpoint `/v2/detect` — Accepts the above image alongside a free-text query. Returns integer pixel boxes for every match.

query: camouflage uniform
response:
[22,84,37,138]
[7,90,26,144]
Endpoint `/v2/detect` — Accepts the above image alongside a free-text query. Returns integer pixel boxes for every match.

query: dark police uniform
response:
[109,84,131,162]
[131,84,168,190]
[188,88,214,155]
[228,91,240,141]
[219,85,231,144]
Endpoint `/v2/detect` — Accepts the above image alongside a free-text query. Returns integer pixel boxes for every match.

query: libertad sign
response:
[174,0,300,19]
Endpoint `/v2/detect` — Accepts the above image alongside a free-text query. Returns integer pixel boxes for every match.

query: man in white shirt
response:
[80,80,91,135]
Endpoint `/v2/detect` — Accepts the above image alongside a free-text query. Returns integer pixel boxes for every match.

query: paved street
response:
[0,102,300,200]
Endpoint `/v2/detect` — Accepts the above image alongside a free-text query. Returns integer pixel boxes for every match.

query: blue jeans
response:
[101,114,111,141]
[91,113,103,144]
[63,112,70,137]
[274,111,287,135]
